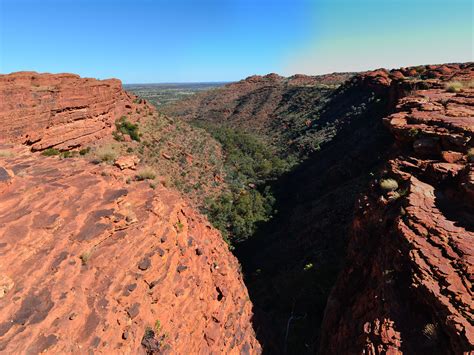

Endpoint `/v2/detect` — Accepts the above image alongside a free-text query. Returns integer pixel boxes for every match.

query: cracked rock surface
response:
[319,64,473,354]
[0,145,260,354]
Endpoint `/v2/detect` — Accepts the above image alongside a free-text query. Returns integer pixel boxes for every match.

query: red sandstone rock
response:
[0,145,261,354]
[441,151,464,163]
[319,63,474,354]
[0,72,153,151]
[114,155,140,170]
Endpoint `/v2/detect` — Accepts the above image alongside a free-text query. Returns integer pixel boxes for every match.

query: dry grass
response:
[79,250,92,265]
[380,178,399,192]
[136,166,156,181]
[96,144,118,163]
[445,81,463,93]
[0,150,13,158]
[422,323,438,340]
[445,80,474,93]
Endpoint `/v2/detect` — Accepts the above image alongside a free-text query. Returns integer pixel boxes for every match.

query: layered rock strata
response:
[319,64,473,354]
[0,72,153,151]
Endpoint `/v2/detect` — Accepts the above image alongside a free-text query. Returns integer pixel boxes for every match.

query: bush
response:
[445,81,463,93]
[96,145,118,162]
[41,148,61,156]
[80,250,92,265]
[60,151,78,159]
[422,323,438,340]
[115,116,140,141]
[380,178,399,192]
[199,124,291,184]
[136,167,156,180]
[79,147,91,156]
[467,148,474,162]
[205,187,275,244]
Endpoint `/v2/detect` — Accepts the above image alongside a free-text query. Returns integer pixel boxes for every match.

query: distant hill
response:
[160,72,355,155]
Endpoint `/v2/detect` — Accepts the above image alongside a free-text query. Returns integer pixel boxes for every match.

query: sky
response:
[0,0,472,83]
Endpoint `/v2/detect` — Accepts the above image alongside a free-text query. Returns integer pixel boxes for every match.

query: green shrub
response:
[115,116,140,141]
[408,128,419,138]
[422,323,438,340]
[79,147,91,156]
[199,124,291,182]
[41,148,61,156]
[60,151,78,158]
[204,187,275,244]
[380,178,399,192]
[175,221,184,232]
[191,124,291,245]
[154,320,161,333]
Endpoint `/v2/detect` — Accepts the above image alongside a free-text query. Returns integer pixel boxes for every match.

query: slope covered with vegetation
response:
[155,73,353,246]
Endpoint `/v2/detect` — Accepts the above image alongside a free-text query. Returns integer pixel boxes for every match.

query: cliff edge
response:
[0,73,261,354]
[319,64,473,354]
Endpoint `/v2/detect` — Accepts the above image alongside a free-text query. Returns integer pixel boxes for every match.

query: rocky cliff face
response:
[0,71,153,151]
[0,73,260,353]
[319,64,473,354]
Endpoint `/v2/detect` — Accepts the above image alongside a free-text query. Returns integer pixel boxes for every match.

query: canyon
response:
[0,63,472,354]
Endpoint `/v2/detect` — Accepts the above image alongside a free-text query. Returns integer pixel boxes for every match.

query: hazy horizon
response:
[1,0,472,83]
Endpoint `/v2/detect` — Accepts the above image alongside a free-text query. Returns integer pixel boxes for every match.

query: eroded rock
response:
[0,145,261,354]
[0,72,153,151]
[319,63,474,354]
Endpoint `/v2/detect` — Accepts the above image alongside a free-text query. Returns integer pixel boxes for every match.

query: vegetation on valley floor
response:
[192,122,296,245]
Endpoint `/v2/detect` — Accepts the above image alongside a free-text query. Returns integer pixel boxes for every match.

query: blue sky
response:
[0,0,472,83]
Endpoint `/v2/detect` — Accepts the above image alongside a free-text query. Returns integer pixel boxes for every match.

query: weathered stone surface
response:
[0,71,154,151]
[319,63,473,354]
[0,146,260,354]
[0,274,14,299]
[114,155,140,170]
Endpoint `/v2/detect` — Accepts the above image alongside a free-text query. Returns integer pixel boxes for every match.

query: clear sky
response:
[0,0,472,83]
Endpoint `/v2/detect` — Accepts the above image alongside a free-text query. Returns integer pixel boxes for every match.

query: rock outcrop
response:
[0,144,260,353]
[319,63,473,354]
[0,72,153,151]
